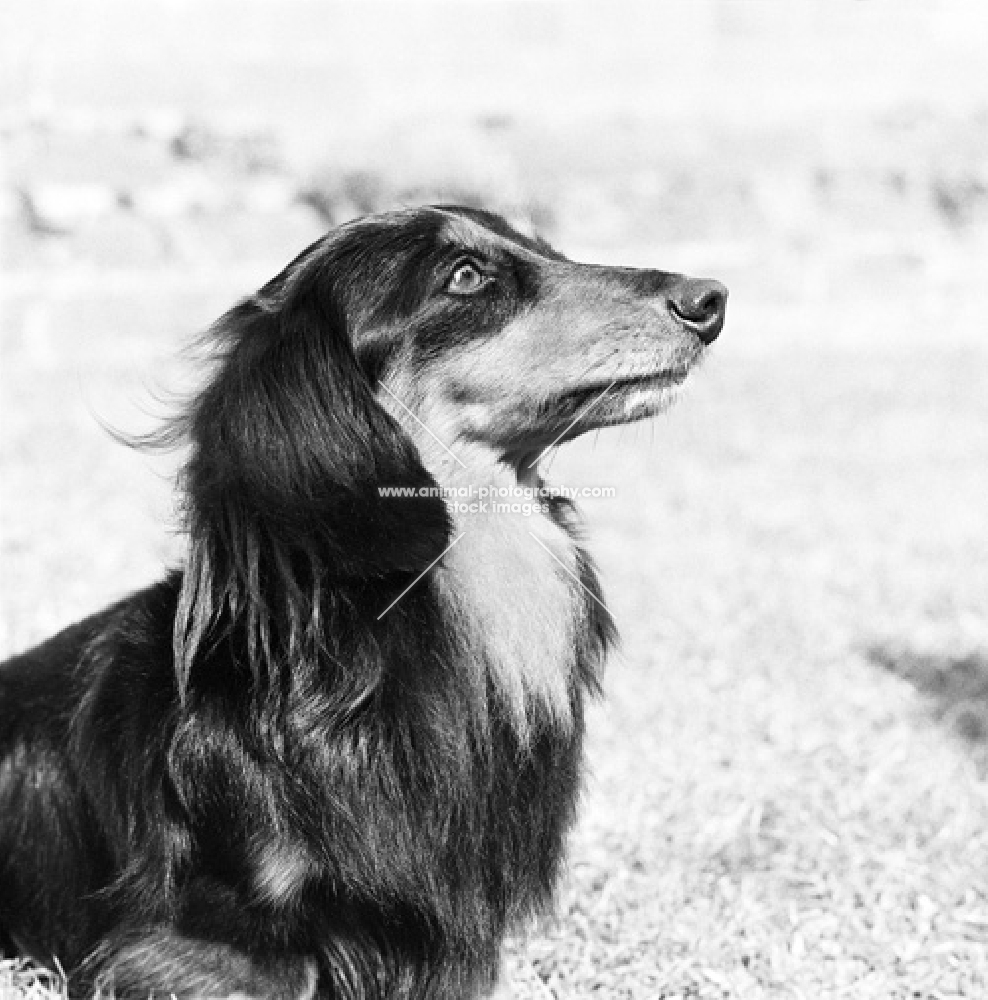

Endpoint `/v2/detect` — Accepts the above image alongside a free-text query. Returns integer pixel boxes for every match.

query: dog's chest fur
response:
[434,477,582,733]
[376,384,587,733]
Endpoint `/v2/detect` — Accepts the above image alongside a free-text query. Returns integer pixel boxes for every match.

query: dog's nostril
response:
[668,278,728,345]
[695,288,724,319]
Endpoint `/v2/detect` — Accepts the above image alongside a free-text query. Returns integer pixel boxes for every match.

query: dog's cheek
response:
[433,338,554,439]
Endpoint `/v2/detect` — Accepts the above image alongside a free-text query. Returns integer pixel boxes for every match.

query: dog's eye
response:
[447,261,488,296]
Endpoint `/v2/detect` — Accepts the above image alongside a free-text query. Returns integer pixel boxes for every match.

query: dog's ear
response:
[174,253,450,691]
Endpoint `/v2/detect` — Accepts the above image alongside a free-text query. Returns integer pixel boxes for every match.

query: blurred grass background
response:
[3,2,988,997]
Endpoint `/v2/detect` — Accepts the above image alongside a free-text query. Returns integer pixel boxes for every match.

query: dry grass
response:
[4,3,988,998]
[0,959,68,1000]
[4,211,988,1000]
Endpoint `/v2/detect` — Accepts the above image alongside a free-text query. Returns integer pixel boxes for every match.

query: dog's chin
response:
[551,369,690,439]
[496,370,693,465]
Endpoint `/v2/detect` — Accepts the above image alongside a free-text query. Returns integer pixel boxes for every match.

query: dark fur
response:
[0,207,725,998]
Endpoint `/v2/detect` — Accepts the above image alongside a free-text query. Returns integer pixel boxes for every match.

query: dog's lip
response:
[561,367,690,402]
[498,368,693,458]
[610,368,690,390]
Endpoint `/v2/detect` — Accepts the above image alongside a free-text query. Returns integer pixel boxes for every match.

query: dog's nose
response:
[667,278,728,345]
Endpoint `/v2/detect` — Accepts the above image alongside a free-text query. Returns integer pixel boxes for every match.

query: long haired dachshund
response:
[0,206,726,999]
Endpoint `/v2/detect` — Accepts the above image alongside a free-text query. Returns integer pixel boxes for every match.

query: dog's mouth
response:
[500,367,691,467]
[543,366,691,438]
[557,368,689,409]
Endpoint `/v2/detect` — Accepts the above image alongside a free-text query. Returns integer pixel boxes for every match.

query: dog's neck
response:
[401,426,584,736]
[414,437,574,562]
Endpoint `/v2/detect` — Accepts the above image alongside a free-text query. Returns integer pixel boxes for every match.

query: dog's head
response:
[173,206,726,688]
[286,206,726,465]
[354,206,726,466]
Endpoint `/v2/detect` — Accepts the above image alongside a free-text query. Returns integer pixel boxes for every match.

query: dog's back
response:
[0,581,180,969]
[1,607,115,966]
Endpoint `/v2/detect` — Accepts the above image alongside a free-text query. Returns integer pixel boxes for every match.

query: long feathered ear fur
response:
[171,249,450,696]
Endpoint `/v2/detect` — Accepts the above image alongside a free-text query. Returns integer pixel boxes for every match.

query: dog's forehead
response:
[436,211,546,261]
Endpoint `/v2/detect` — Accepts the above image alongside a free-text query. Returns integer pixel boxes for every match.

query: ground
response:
[3,3,988,998]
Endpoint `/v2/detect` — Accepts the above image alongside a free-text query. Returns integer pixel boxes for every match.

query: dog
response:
[0,206,726,999]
